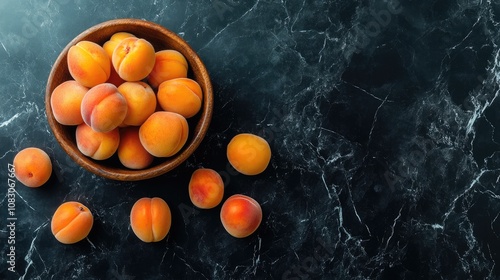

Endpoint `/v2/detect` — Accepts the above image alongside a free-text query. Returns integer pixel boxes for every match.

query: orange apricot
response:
[226,133,271,175]
[75,123,120,160]
[50,80,88,125]
[118,82,157,126]
[112,37,156,82]
[104,32,136,87]
[67,40,110,88]
[51,201,93,244]
[13,147,52,188]
[80,83,128,133]
[188,169,224,209]
[220,194,262,238]
[147,50,188,88]
[139,111,189,157]
[130,197,171,243]
[118,127,154,170]
[103,32,136,58]
[157,78,203,118]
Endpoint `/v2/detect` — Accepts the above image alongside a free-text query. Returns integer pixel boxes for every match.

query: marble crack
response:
[14,188,35,211]
[318,33,330,64]
[345,178,371,236]
[199,0,260,52]
[0,148,14,160]
[1,40,10,57]
[467,49,500,134]
[288,0,306,33]
[152,3,169,22]
[491,212,500,238]
[442,169,487,229]
[20,221,49,280]
[366,93,391,151]
[86,237,96,249]
[450,16,481,51]
[177,256,209,279]
[384,206,403,251]
[483,116,500,146]
[327,179,355,243]
[321,173,332,199]
[486,243,496,279]
[251,236,262,275]
[0,112,21,128]
[343,81,392,103]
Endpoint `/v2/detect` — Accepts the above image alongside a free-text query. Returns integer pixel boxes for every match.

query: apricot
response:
[220,194,262,238]
[104,33,137,87]
[147,50,188,88]
[75,123,120,160]
[226,133,271,175]
[139,111,189,157]
[51,201,93,244]
[50,80,88,126]
[130,197,171,243]
[157,78,203,118]
[80,83,128,133]
[13,147,52,188]
[118,127,154,170]
[112,37,156,82]
[103,32,136,58]
[67,40,110,88]
[188,169,224,209]
[118,82,157,126]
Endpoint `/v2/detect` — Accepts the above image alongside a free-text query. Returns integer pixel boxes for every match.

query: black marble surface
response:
[2,0,500,279]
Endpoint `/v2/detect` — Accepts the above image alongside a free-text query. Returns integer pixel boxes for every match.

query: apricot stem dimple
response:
[28,172,33,178]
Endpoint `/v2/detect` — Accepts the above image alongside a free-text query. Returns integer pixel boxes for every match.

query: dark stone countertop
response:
[1,0,500,279]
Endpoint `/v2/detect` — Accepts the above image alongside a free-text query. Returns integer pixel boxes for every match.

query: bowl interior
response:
[46,19,213,181]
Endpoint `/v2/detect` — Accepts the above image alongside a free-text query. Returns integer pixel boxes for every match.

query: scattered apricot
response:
[75,123,120,160]
[189,168,224,209]
[51,201,93,244]
[50,80,88,126]
[80,83,128,133]
[112,37,156,82]
[227,133,271,175]
[130,197,171,243]
[157,78,202,118]
[118,127,154,170]
[220,194,262,238]
[67,40,110,88]
[13,147,52,188]
[147,50,188,88]
[139,111,189,157]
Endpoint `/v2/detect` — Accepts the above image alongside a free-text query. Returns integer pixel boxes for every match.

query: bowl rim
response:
[45,18,213,181]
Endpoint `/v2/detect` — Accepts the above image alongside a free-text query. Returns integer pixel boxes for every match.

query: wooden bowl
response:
[45,19,213,181]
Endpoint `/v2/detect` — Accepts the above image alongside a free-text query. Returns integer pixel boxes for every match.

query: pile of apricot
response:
[50,32,203,169]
